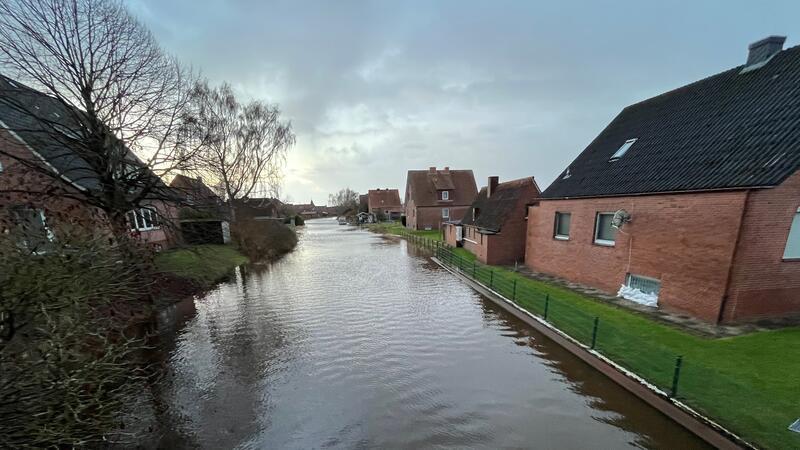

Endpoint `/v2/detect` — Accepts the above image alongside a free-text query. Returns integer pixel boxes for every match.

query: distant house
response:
[289,200,320,219]
[445,176,540,265]
[526,36,800,323]
[404,166,477,230]
[367,188,403,220]
[0,74,178,251]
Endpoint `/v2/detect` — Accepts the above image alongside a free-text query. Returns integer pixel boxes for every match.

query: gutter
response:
[717,190,751,323]
[432,256,753,450]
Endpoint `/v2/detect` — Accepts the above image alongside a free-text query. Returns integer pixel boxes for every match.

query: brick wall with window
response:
[725,170,800,321]
[525,190,750,322]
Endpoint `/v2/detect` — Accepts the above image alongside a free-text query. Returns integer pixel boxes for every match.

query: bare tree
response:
[0,0,200,235]
[186,81,294,221]
[328,187,360,215]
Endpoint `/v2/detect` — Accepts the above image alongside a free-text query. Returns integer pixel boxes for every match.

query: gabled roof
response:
[0,74,170,198]
[405,168,477,206]
[367,188,402,210]
[461,177,540,232]
[542,44,800,200]
[0,74,100,191]
[170,174,221,204]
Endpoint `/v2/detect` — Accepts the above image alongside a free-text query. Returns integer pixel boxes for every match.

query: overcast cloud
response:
[128,0,799,204]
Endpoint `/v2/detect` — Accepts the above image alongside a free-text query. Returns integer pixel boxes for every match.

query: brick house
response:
[0,74,178,250]
[525,36,800,323]
[367,188,403,220]
[445,176,540,265]
[404,166,477,230]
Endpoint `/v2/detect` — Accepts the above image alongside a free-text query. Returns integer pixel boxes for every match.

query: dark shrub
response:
[400,216,406,226]
[294,214,305,226]
[232,220,298,261]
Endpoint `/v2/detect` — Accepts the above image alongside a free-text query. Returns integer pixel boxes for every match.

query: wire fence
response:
[396,229,687,397]
[393,229,790,447]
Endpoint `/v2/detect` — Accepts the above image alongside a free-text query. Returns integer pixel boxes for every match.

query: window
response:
[10,207,54,252]
[610,138,637,161]
[594,212,617,245]
[554,212,571,239]
[128,207,160,231]
[442,208,450,219]
[441,190,449,200]
[784,208,800,259]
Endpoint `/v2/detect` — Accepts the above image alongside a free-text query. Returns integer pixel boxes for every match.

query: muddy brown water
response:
[143,218,711,449]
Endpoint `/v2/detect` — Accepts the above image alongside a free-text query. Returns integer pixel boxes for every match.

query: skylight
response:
[610,138,637,161]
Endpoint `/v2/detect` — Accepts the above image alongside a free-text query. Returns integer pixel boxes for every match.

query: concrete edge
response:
[431,256,753,450]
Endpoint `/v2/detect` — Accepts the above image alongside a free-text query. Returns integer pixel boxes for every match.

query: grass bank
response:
[366,221,443,241]
[406,237,797,449]
[154,244,248,288]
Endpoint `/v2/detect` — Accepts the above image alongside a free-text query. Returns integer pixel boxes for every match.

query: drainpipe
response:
[717,190,750,324]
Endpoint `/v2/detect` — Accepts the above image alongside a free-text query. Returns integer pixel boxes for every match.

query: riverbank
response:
[388,231,799,450]
[154,245,249,303]
[366,221,442,241]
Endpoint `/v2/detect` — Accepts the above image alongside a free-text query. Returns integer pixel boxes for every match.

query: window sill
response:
[554,235,570,241]
[131,227,161,232]
[593,239,616,247]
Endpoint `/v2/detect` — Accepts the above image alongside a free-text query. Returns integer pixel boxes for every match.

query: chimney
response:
[429,166,436,173]
[746,35,786,67]
[443,166,450,173]
[487,176,499,198]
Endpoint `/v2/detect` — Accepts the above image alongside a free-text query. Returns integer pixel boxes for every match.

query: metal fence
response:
[396,230,687,396]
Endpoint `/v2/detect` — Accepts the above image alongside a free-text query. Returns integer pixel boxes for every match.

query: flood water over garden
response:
[145,218,709,449]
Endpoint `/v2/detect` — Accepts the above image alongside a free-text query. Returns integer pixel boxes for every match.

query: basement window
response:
[609,138,637,161]
[619,274,660,307]
[554,212,571,240]
[783,207,800,259]
[594,212,617,246]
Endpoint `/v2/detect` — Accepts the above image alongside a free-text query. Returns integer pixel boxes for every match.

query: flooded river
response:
[147,218,710,449]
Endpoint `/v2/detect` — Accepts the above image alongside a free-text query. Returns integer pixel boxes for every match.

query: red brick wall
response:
[443,223,459,247]
[725,171,800,321]
[462,225,488,262]
[407,205,469,230]
[525,191,749,321]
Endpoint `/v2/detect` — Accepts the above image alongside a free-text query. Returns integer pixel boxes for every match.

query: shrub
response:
[401,215,406,226]
[231,219,298,261]
[0,225,153,447]
[294,214,305,226]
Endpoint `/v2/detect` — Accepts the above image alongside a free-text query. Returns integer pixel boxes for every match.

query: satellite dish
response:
[612,209,631,229]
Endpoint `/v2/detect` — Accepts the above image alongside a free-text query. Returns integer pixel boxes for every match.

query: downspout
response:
[717,190,750,324]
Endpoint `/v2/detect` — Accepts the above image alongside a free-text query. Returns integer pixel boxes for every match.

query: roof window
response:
[610,138,637,161]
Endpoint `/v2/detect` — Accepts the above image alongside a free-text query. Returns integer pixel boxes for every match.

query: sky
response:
[128,0,800,205]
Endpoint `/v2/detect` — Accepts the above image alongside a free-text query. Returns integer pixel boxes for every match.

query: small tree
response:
[328,188,360,216]
[0,0,201,236]
[186,81,295,221]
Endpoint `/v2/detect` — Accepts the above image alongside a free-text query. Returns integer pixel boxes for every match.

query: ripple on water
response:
[146,219,712,450]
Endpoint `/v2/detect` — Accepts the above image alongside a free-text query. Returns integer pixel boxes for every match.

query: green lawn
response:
[154,244,248,287]
[432,245,799,449]
[366,222,444,241]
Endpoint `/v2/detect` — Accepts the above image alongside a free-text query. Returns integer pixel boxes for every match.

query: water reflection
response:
[140,219,709,449]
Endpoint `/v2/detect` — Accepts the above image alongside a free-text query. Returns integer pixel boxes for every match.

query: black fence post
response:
[489,270,494,289]
[544,293,550,320]
[472,261,476,279]
[670,356,683,398]
[591,317,599,349]
[512,279,517,301]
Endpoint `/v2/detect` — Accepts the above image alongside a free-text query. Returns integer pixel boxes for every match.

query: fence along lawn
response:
[391,231,799,450]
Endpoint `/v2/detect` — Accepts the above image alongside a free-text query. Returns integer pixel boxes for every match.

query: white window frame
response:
[783,207,800,259]
[441,190,449,200]
[441,208,450,219]
[129,207,161,231]
[609,138,637,161]
[594,212,616,246]
[554,212,571,240]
